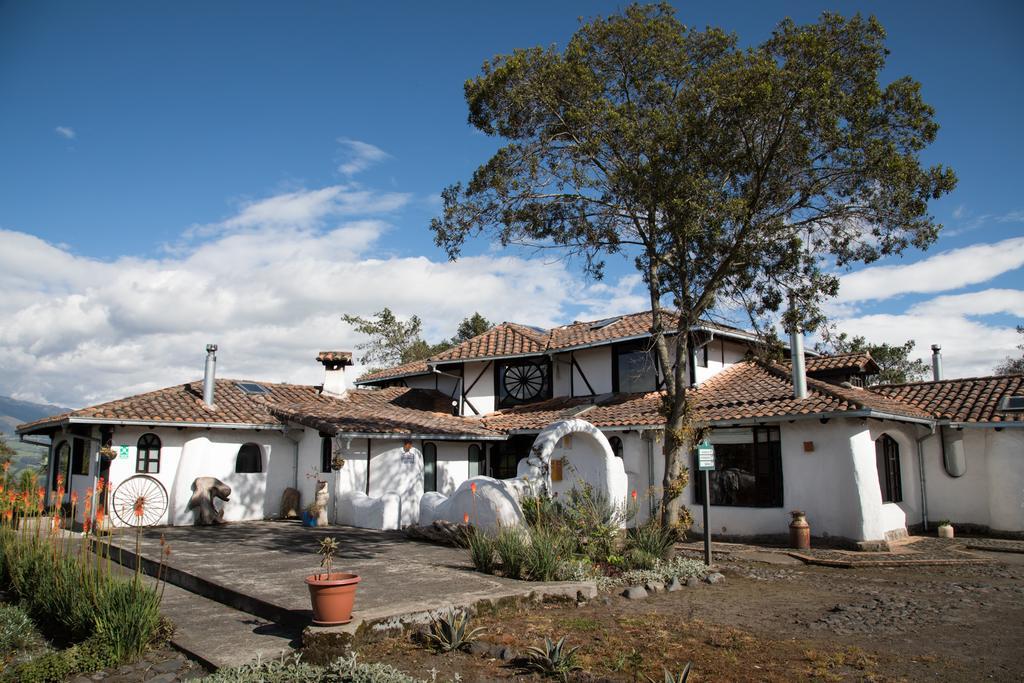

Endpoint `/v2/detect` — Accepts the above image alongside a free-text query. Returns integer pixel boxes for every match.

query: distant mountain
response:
[0,395,72,476]
[0,395,70,437]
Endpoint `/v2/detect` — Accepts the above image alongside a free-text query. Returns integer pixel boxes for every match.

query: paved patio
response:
[107,520,590,625]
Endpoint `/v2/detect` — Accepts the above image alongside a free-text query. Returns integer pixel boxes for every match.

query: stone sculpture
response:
[314,479,330,526]
[280,487,301,519]
[188,476,231,525]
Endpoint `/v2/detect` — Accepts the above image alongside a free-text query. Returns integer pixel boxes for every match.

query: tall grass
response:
[493,526,528,579]
[0,466,169,678]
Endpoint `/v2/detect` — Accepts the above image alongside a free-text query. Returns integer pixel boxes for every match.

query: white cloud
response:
[336,138,390,176]
[907,288,1024,318]
[837,236,1024,303]
[55,126,75,139]
[0,186,596,407]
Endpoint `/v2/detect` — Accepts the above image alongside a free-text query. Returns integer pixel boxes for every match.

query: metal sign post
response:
[696,440,715,566]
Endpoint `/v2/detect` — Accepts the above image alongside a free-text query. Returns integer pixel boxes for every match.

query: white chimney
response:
[790,327,808,399]
[317,351,353,399]
[931,344,943,381]
[203,344,218,407]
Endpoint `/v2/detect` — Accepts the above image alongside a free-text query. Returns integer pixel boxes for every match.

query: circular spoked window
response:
[504,362,546,401]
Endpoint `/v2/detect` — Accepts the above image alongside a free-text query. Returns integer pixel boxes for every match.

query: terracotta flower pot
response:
[305,572,360,625]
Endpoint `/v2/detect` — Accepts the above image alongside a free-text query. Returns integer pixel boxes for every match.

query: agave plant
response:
[423,610,486,653]
[649,662,692,683]
[525,635,582,681]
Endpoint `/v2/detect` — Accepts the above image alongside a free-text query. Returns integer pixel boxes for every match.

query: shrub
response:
[206,652,421,683]
[525,525,567,581]
[0,603,45,659]
[525,635,582,681]
[560,483,629,563]
[520,491,561,529]
[626,521,676,563]
[422,610,485,653]
[494,526,528,579]
[466,528,496,574]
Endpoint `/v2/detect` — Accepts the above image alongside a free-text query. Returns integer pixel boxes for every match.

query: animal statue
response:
[188,476,231,525]
[280,487,301,519]
[314,480,330,526]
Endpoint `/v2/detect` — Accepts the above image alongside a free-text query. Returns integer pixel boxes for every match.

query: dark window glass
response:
[695,427,783,507]
[321,437,333,473]
[488,436,532,479]
[608,436,624,459]
[136,434,161,474]
[497,359,550,408]
[52,441,70,490]
[468,444,484,477]
[875,435,903,503]
[695,344,708,368]
[71,438,89,476]
[613,341,657,393]
[235,443,263,473]
[423,442,437,492]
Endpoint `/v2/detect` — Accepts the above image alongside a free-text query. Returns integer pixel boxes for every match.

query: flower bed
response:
[0,469,170,681]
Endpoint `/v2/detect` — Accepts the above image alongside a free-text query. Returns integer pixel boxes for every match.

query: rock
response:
[498,646,517,661]
[686,576,701,588]
[146,674,178,683]
[598,595,614,606]
[469,641,491,657]
[150,658,182,674]
[622,585,648,600]
[666,577,683,592]
[645,581,665,593]
[705,572,726,585]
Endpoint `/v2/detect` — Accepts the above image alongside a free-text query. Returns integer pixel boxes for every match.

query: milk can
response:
[789,510,811,550]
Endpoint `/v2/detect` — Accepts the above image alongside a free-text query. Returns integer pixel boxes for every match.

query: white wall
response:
[367,439,423,526]
[462,360,495,415]
[693,339,748,385]
[551,347,613,397]
[986,429,1024,532]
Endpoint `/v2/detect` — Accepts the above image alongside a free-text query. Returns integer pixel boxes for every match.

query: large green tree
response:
[816,332,928,384]
[431,4,955,529]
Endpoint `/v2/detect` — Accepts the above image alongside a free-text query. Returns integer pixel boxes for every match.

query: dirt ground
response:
[356,550,1024,682]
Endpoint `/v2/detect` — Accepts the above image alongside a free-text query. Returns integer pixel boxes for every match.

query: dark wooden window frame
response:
[876,435,903,503]
[694,426,784,508]
[608,435,624,459]
[321,436,333,473]
[612,340,658,394]
[235,443,263,473]
[423,442,438,492]
[71,438,89,476]
[136,433,161,474]
[495,357,552,409]
[51,440,70,490]
[468,443,484,478]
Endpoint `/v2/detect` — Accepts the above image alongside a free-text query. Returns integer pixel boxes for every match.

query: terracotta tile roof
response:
[17,379,320,434]
[798,352,879,375]
[356,359,431,384]
[270,387,502,438]
[429,322,549,362]
[481,361,933,431]
[870,374,1024,423]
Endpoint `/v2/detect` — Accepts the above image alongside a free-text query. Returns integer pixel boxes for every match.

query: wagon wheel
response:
[111,475,168,527]
[504,362,545,400]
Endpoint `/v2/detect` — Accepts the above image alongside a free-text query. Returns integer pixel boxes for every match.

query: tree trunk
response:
[659,331,692,531]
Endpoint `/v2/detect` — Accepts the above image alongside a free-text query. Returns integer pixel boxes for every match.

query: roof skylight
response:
[997,395,1024,412]
[236,382,270,395]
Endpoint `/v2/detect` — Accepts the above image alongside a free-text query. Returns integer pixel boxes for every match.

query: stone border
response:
[784,550,990,568]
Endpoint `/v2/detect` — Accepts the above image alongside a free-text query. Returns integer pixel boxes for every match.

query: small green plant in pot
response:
[305,536,360,625]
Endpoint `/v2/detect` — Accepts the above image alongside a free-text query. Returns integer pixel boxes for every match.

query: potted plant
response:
[302,501,322,527]
[305,536,360,625]
[937,519,954,539]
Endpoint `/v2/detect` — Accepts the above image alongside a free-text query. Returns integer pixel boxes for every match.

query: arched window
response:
[51,441,70,490]
[136,434,161,474]
[875,435,903,503]
[608,436,624,459]
[321,437,333,473]
[423,442,437,492]
[468,444,483,478]
[235,443,263,473]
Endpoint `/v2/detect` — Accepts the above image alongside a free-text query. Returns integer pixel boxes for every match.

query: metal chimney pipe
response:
[931,344,942,381]
[203,344,218,406]
[790,326,808,399]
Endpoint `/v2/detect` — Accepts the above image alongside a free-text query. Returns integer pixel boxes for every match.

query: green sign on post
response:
[697,440,715,470]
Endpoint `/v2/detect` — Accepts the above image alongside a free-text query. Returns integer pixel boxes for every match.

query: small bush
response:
[494,526,528,579]
[206,652,420,683]
[422,611,485,653]
[625,521,676,565]
[525,525,567,581]
[525,635,582,681]
[520,491,561,529]
[0,603,45,658]
[466,528,496,574]
[560,483,629,563]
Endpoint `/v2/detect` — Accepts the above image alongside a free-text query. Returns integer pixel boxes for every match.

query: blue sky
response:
[1,1,1022,406]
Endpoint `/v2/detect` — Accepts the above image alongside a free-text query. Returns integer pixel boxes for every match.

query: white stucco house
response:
[17,309,1024,547]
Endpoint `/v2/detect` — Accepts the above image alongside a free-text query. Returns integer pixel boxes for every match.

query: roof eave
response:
[55,416,284,431]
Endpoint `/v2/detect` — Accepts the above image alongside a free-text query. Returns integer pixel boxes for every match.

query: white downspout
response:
[916,427,933,531]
